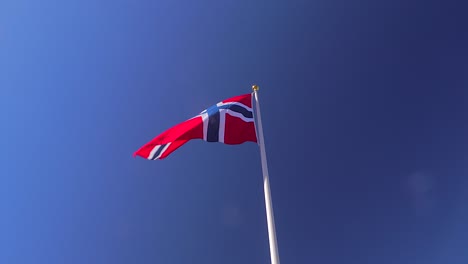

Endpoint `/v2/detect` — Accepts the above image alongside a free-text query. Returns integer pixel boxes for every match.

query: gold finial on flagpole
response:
[252,84,259,91]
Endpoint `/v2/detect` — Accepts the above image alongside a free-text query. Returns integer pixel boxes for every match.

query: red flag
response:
[134,94,257,160]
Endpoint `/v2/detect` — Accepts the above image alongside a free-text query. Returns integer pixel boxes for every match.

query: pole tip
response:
[252,84,259,91]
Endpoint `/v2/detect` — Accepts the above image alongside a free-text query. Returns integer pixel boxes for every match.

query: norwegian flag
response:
[134,93,257,160]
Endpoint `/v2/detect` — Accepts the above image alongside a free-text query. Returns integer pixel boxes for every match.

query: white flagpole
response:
[252,85,280,264]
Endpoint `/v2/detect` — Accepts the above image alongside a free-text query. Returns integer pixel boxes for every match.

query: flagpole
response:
[252,85,280,264]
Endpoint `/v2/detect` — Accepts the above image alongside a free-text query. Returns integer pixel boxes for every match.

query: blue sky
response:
[2,0,468,263]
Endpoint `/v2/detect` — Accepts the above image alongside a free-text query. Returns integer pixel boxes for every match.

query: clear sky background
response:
[2,0,468,263]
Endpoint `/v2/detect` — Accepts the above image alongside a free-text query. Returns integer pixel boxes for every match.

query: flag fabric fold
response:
[134,93,257,160]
